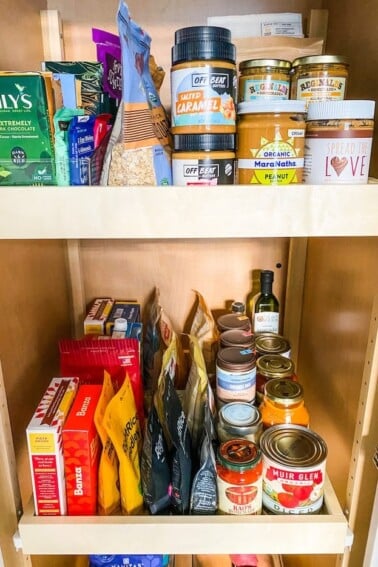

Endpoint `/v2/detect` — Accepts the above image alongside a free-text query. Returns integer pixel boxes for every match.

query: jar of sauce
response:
[255,332,291,358]
[217,438,263,515]
[238,58,291,102]
[171,26,237,134]
[237,100,306,185]
[256,354,296,404]
[290,55,349,106]
[260,378,310,430]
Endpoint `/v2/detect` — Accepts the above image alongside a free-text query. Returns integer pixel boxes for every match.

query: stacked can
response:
[171,26,237,185]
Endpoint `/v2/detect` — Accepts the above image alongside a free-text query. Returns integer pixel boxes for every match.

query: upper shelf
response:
[0,184,377,239]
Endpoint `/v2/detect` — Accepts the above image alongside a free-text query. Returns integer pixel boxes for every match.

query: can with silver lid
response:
[216,347,256,403]
[260,424,328,514]
[239,58,291,102]
[304,99,375,184]
[217,402,262,444]
[290,54,349,105]
[256,354,296,403]
[260,378,310,429]
[255,333,291,358]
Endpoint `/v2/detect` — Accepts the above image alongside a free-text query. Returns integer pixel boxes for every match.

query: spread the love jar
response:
[304,100,375,184]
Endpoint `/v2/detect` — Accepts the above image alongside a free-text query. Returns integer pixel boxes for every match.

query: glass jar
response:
[219,329,255,351]
[260,378,309,430]
[256,354,296,404]
[216,347,256,404]
[290,55,349,106]
[216,438,263,515]
[255,332,291,358]
[238,58,291,102]
[217,402,262,444]
[217,312,251,332]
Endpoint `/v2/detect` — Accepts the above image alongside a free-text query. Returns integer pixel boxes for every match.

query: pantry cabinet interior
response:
[0,1,377,567]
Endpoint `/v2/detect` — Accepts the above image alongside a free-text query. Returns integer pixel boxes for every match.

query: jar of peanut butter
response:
[237,100,306,185]
[171,26,237,134]
[238,59,291,102]
[290,55,349,106]
[172,133,235,185]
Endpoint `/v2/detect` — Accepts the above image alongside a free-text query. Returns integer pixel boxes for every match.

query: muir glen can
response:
[260,424,327,514]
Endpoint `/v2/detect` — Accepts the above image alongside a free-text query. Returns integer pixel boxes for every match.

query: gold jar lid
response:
[256,354,294,378]
[264,378,303,405]
[239,58,291,71]
[291,54,348,68]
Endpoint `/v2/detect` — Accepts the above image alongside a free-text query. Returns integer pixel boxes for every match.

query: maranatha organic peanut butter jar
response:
[304,100,375,184]
[237,100,306,185]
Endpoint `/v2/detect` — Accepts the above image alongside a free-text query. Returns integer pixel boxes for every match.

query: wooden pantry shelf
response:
[17,475,351,556]
[0,184,377,239]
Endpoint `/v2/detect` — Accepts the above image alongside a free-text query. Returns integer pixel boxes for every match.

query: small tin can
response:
[217,438,263,515]
[216,347,256,403]
[255,332,291,358]
[256,354,296,404]
[217,312,251,332]
[239,58,291,102]
[290,55,349,106]
[220,329,255,351]
[260,378,310,429]
[217,402,262,444]
[260,424,327,514]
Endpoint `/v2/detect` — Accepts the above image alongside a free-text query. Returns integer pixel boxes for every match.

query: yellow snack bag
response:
[104,374,143,515]
[189,290,220,384]
[182,335,209,455]
[94,371,121,515]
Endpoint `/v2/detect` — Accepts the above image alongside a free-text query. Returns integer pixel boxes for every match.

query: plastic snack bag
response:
[100,1,172,186]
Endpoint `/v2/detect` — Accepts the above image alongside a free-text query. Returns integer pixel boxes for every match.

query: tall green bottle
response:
[253,270,279,333]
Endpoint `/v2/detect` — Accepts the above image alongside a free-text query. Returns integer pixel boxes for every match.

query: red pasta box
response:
[26,377,79,515]
[62,384,102,515]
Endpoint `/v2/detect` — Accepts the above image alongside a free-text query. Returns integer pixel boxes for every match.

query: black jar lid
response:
[174,133,236,152]
[174,25,232,44]
[172,40,236,64]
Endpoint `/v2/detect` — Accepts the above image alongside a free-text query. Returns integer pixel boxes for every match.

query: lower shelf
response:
[18,476,351,556]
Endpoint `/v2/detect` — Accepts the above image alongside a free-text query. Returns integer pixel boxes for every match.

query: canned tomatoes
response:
[260,424,327,514]
[217,438,263,515]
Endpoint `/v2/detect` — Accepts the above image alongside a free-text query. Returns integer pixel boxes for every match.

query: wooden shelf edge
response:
[18,476,349,555]
[0,184,377,239]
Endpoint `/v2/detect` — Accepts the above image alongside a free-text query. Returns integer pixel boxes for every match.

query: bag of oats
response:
[101,1,172,186]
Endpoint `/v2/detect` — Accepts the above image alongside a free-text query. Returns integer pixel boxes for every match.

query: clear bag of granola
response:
[100,1,172,186]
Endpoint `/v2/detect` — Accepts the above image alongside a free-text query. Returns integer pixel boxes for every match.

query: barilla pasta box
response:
[26,377,79,515]
[0,72,56,185]
[84,297,114,335]
[105,300,141,336]
[62,384,102,515]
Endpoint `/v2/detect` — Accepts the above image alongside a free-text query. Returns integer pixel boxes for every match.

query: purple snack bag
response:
[92,28,122,100]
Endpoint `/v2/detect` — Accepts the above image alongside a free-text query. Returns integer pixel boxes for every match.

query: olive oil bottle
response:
[253,270,279,333]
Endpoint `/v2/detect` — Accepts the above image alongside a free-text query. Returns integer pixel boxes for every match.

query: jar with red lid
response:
[217,438,262,515]
[255,354,297,404]
[260,378,310,430]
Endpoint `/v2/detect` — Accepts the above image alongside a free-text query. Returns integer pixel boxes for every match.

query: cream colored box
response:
[26,377,79,515]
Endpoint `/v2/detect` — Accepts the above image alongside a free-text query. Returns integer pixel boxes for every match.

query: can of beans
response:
[260,424,327,514]
[217,438,263,515]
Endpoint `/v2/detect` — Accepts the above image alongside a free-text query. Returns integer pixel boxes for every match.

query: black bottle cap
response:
[172,40,236,64]
[173,133,235,152]
[260,270,274,283]
[174,26,232,44]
